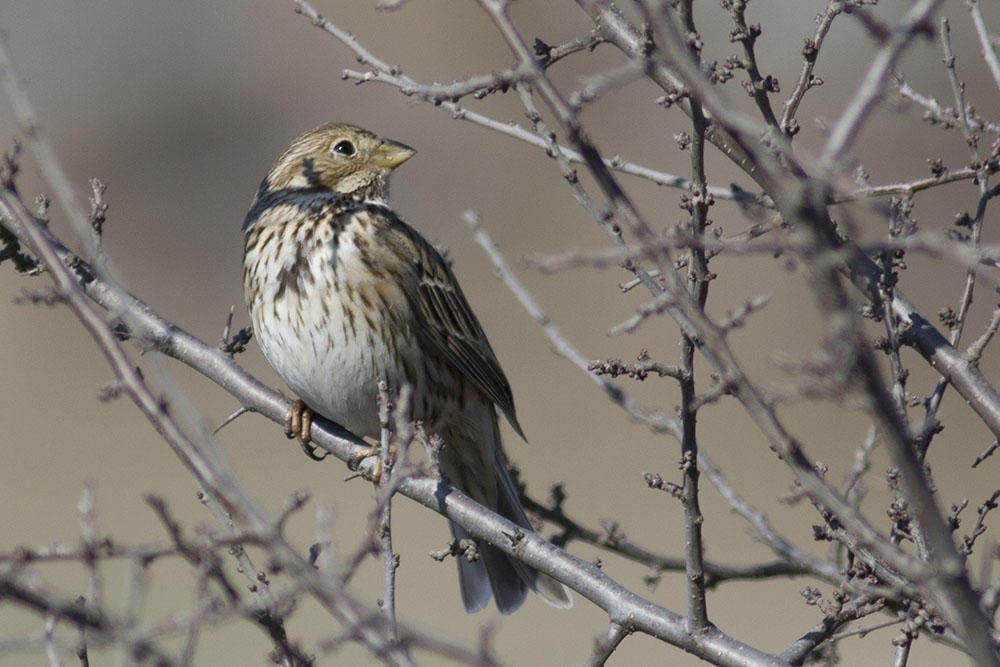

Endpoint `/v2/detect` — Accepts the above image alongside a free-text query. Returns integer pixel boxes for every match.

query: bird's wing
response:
[388,214,524,438]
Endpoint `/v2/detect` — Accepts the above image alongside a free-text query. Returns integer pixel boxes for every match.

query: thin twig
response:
[967,0,1000,94]
[580,622,630,667]
[464,211,678,432]
[672,0,710,631]
[972,439,1000,468]
[820,0,944,168]
[376,381,398,643]
[780,0,842,134]
[966,305,1000,363]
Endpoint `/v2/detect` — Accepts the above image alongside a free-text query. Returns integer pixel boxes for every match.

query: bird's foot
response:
[284,399,327,461]
[348,443,395,485]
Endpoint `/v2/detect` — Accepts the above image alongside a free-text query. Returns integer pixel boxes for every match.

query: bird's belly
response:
[254,303,416,438]
[248,257,428,439]
[268,334,365,436]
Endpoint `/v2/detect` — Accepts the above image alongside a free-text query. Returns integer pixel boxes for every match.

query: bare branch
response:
[968,0,1000,94]
[820,0,943,168]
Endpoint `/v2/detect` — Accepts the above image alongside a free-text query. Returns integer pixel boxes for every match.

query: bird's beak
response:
[372,139,416,169]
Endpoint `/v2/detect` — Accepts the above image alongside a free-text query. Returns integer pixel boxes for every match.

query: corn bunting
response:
[242,123,572,614]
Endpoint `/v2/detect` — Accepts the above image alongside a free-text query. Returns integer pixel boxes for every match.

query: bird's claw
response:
[348,444,393,485]
[285,399,327,461]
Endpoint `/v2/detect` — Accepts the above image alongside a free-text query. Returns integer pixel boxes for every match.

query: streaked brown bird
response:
[242,122,572,614]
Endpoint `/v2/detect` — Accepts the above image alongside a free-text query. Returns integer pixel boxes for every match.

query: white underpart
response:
[245,197,422,438]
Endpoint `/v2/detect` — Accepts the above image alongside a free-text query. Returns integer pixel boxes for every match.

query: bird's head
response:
[263,123,416,203]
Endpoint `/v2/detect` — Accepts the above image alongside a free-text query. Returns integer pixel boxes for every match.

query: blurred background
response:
[2,0,1000,664]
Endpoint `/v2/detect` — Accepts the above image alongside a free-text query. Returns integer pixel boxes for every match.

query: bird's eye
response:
[332,140,356,157]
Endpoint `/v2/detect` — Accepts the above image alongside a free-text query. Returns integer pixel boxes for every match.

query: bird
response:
[241,122,572,614]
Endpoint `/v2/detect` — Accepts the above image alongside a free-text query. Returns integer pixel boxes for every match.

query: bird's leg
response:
[284,399,327,461]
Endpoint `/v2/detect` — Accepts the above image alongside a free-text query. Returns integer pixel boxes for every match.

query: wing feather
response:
[379,208,524,438]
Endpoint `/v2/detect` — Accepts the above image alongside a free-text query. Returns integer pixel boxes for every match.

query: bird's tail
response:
[441,412,573,614]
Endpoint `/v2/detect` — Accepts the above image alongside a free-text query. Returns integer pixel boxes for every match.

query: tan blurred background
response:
[2,0,1000,665]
